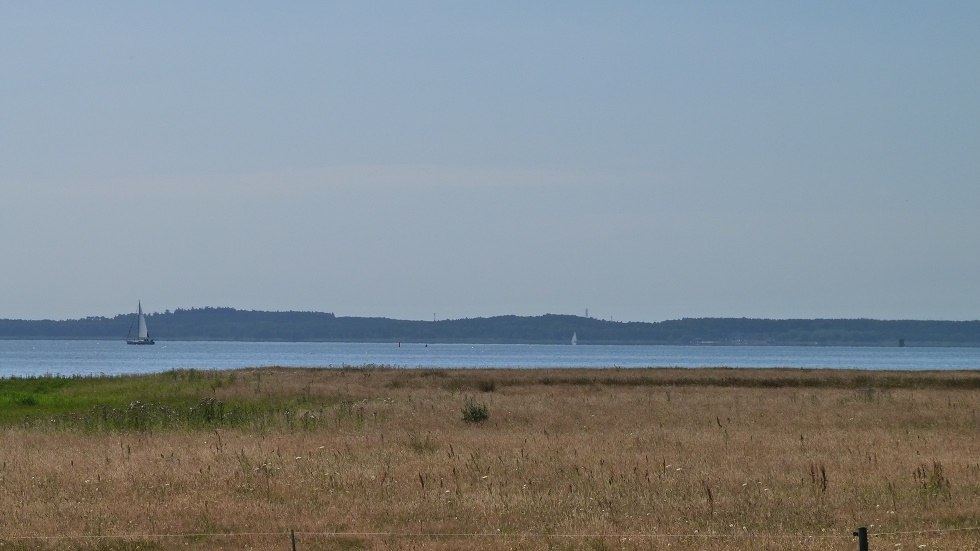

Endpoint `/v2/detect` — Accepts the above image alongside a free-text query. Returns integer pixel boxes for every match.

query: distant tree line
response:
[1,308,979,346]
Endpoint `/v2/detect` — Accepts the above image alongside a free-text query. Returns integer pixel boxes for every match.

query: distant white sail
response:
[571,332,577,345]
[137,302,148,339]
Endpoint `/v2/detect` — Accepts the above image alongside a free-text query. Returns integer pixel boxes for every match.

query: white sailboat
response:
[571,332,578,345]
[126,301,155,345]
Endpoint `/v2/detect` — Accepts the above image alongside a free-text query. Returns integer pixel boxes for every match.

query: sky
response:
[2,2,979,322]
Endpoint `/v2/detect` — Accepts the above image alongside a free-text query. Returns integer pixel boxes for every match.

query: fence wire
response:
[870,526,980,536]
[2,525,977,543]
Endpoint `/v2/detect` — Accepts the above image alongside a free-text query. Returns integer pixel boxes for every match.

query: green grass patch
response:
[0,369,305,432]
[0,369,224,422]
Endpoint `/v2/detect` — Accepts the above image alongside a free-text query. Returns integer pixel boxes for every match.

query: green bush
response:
[461,397,489,423]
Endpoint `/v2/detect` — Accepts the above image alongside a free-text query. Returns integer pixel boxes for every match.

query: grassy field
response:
[1,367,978,550]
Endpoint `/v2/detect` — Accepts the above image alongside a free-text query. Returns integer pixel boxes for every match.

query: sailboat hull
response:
[127,338,155,345]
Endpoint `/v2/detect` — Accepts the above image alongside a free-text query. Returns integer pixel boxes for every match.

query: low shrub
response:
[461,396,489,423]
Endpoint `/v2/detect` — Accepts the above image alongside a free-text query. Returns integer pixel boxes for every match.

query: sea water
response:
[0,340,978,377]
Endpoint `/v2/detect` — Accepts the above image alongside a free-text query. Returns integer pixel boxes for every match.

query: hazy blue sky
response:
[2,2,979,321]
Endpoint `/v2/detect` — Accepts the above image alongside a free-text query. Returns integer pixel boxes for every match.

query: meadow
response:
[0,367,978,550]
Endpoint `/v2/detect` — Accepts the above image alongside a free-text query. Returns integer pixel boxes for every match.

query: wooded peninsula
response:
[2,308,980,346]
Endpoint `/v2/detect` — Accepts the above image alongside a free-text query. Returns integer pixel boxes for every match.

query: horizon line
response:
[3,307,979,324]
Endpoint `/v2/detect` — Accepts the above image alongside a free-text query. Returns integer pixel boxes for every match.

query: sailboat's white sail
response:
[571,332,578,345]
[137,303,149,340]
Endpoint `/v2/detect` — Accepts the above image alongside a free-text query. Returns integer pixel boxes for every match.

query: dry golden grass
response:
[1,367,978,550]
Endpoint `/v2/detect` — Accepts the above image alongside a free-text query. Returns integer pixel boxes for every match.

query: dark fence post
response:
[291,529,297,551]
[853,527,868,551]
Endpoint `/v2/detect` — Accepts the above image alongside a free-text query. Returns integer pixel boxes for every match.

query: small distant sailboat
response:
[571,332,578,345]
[126,301,155,345]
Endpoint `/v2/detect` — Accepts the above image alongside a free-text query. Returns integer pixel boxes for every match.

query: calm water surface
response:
[1,340,978,377]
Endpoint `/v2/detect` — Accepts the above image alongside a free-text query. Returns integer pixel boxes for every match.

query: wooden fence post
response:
[853,527,868,551]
